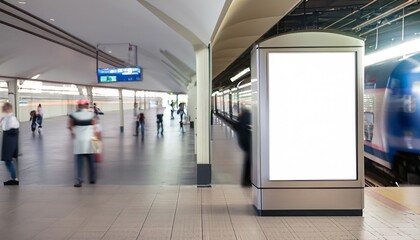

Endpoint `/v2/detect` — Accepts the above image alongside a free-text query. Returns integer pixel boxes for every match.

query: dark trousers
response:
[37,116,43,128]
[242,151,251,186]
[75,154,96,184]
[135,121,140,135]
[157,114,164,134]
[5,161,17,179]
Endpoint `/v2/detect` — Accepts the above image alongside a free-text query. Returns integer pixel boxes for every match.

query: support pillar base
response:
[197,163,211,186]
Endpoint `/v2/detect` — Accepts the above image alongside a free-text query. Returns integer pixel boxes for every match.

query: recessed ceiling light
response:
[108,51,112,54]
[31,74,40,79]
[49,18,55,22]
[18,1,26,4]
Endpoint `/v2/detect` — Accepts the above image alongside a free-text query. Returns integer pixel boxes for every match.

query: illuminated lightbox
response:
[268,52,357,181]
[97,67,142,83]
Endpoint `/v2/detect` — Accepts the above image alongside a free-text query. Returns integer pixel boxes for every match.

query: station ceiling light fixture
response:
[230,67,250,82]
[49,18,55,22]
[18,1,26,5]
[365,38,420,66]
[31,74,40,79]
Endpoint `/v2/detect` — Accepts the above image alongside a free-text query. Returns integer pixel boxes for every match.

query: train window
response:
[363,112,374,142]
[365,79,376,89]
[363,95,375,113]
[389,78,401,89]
[412,81,420,93]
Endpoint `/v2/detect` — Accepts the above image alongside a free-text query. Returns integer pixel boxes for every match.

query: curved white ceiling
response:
[212,0,301,78]
[0,24,178,91]
[146,0,225,45]
[2,0,226,92]
[2,0,302,89]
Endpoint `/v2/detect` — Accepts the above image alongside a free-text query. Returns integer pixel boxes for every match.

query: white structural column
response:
[187,77,197,155]
[7,79,21,159]
[136,0,212,185]
[7,79,19,119]
[187,76,197,129]
[86,86,94,105]
[119,89,124,133]
[196,47,211,186]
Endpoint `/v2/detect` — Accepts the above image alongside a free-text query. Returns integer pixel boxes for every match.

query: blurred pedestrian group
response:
[29,103,44,135]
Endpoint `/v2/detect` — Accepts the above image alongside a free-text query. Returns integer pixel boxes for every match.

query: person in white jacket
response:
[1,102,20,186]
[68,100,97,187]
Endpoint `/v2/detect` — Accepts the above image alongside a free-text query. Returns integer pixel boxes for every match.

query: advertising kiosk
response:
[251,31,364,216]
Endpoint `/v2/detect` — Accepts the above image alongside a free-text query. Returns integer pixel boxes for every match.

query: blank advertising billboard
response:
[268,52,357,181]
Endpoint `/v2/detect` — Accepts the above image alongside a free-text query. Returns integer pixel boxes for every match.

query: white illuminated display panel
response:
[268,52,357,181]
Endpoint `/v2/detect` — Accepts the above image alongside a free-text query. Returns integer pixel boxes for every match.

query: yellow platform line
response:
[370,187,420,214]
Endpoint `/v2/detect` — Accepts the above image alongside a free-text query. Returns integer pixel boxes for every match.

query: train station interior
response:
[0,0,420,239]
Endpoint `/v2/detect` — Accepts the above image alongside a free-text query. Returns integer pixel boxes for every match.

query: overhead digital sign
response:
[97,67,142,83]
[268,52,357,181]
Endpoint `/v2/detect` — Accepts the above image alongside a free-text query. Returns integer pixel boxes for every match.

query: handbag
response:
[91,137,103,154]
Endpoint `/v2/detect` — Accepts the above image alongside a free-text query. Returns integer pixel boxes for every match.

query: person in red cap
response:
[68,99,97,187]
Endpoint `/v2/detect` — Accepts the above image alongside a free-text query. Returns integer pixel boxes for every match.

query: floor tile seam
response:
[298,218,331,240]
[221,186,241,240]
[169,185,181,240]
[324,216,355,237]
[255,216,270,240]
[135,188,159,240]
[98,195,126,240]
[200,188,204,240]
[282,217,309,240]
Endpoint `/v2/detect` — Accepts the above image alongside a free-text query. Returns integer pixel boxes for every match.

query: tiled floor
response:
[0,113,419,240]
[211,118,244,185]
[0,109,196,185]
[0,185,419,240]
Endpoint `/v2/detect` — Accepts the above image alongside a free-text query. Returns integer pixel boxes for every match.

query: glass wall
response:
[18,80,82,121]
[0,81,8,104]
[0,79,173,122]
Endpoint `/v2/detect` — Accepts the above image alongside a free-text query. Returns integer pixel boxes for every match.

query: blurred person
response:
[68,100,97,187]
[156,106,165,135]
[37,104,43,134]
[93,103,99,115]
[234,108,252,186]
[1,103,20,186]
[177,102,186,123]
[134,102,140,136]
[139,113,145,139]
[170,100,175,119]
[29,110,38,134]
[93,103,104,116]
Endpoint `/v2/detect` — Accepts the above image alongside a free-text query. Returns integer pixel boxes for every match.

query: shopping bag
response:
[95,153,103,163]
[91,137,103,154]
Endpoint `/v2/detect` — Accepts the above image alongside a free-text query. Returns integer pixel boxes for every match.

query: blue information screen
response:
[97,67,142,83]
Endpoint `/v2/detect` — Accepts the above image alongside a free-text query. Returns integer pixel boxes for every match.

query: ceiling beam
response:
[136,0,206,50]
[160,49,195,77]
[167,71,188,88]
[161,60,191,85]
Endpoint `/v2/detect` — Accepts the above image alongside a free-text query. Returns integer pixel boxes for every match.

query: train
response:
[364,53,420,182]
[214,53,420,182]
[213,80,252,121]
